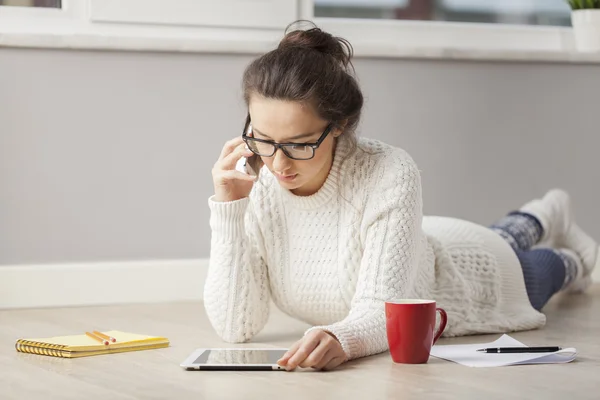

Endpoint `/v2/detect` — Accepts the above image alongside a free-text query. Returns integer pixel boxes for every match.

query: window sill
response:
[2,30,600,65]
[0,31,278,55]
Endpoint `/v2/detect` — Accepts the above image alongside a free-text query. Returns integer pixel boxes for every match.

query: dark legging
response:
[490,212,574,311]
[512,249,566,310]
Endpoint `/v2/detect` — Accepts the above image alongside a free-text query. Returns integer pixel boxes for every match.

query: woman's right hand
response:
[212,137,258,202]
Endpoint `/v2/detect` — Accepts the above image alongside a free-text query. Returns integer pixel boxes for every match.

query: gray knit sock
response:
[490,212,544,252]
[552,248,584,290]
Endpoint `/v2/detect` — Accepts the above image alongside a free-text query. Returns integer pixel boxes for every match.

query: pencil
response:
[86,331,109,345]
[93,331,117,343]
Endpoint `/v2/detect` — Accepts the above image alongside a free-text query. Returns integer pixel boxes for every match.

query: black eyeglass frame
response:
[241,114,334,161]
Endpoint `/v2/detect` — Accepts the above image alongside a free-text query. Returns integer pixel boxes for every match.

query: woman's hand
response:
[277,330,347,371]
[212,137,257,202]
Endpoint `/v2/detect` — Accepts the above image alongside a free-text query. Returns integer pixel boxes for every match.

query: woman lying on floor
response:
[204,22,599,371]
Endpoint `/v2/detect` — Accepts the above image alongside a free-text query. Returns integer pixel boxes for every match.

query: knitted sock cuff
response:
[490,212,544,251]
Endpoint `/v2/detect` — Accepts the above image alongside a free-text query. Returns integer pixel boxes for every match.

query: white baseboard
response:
[1,258,597,309]
[0,259,208,309]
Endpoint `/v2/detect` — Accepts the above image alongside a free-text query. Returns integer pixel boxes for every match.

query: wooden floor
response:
[1,285,599,400]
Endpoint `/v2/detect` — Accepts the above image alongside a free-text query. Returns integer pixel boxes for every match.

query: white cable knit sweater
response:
[205,136,546,360]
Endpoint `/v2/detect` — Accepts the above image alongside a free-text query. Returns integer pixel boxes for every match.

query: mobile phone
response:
[236,122,262,176]
[236,155,257,176]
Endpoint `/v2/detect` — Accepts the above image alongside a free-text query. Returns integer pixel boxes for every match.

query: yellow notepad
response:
[15,331,170,358]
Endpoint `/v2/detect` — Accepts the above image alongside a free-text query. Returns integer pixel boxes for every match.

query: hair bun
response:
[278,21,353,69]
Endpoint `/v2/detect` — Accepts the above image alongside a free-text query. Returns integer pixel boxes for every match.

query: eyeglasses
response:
[242,114,333,161]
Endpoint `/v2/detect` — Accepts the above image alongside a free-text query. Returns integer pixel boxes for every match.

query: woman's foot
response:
[558,248,591,294]
[520,189,598,285]
[566,275,593,294]
[564,224,599,280]
[519,189,572,248]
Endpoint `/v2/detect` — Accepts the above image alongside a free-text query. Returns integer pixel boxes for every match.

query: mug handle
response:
[433,308,448,345]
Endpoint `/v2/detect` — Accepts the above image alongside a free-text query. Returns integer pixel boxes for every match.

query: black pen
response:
[476,346,562,353]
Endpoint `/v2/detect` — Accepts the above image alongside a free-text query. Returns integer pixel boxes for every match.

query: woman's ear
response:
[333,120,348,137]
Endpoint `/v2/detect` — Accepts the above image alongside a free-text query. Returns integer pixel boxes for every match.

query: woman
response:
[205,23,598,371]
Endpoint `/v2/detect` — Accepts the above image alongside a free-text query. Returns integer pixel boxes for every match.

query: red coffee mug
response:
[385,299,448,364]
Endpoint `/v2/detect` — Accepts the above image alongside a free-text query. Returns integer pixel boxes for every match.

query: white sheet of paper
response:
[430,334,576,367]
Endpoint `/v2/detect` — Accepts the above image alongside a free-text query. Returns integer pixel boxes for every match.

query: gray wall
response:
[1,48,599,265]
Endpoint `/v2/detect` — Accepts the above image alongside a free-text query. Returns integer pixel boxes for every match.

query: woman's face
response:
[248,96,340,196]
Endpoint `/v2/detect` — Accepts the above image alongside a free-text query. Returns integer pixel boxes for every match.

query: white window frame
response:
[0,0,294,54]
[88,0,298,30]
[0,0,597,63]
[303,0,575,54]
[0,0,77,30]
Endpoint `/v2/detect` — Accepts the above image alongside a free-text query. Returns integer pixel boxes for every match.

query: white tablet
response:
[180,348,288,371]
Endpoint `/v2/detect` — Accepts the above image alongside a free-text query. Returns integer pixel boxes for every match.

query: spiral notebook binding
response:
[15,340,70,358]
[16,344,68,358]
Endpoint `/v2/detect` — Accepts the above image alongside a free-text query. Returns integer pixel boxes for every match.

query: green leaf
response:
[568,0,581,10]
[570,0,600,8]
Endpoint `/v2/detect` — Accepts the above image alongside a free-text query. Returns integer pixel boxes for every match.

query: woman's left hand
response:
[277,329,347,371]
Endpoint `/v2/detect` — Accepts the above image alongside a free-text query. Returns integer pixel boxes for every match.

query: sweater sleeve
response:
[305,152,424,360]
[204,195,271,343]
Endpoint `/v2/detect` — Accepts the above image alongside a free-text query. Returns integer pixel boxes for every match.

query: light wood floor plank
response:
[1,285,598,400]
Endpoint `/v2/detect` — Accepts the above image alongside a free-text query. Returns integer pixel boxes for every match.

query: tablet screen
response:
[193,349,287,365]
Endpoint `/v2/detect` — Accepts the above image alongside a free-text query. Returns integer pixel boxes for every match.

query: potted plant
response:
[569,0,600,51]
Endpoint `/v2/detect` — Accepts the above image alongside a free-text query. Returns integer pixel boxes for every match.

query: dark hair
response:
[242,21,363,138]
